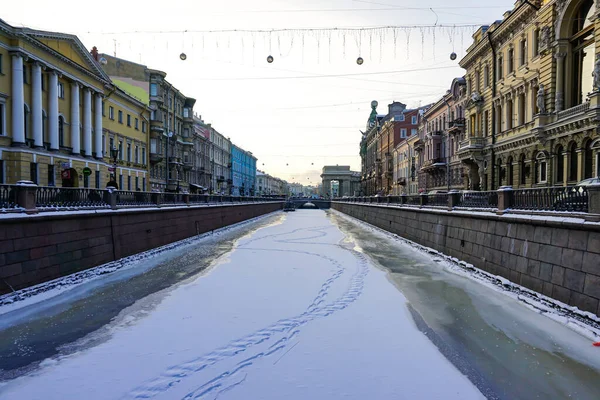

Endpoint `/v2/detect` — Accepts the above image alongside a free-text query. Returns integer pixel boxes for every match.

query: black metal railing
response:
[36,186,109,209]
[405,195,421,206]
[0,185,19,210]
[457,191,498,209]
[512,186,588,213]
[115,190,155,207]
[428,193,449,207]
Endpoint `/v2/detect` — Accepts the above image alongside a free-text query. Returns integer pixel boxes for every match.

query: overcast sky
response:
[4,0,515,184]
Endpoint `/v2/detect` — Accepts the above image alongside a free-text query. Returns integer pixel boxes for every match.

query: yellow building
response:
[458,0,600,190]
[0,19,149,189]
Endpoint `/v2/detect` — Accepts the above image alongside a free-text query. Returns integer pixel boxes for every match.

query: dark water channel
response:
[331,212,600,400]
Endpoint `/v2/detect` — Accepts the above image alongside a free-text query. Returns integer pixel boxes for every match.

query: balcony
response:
[397,177,407,186]
[458,136,486,151]
[422,157,447,172]
[448,118,465,134]
[217,175,225,182]
[413,139,424,152]
[168,156,182,165]
[150,152,163,164]
[183,160,193,170]
[427,130,443,139]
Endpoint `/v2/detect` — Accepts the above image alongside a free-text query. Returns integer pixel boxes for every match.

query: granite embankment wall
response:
[0,203,282,294]
[332,202,600,317]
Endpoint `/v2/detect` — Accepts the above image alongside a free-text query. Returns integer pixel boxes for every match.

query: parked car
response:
[576,177,600,186]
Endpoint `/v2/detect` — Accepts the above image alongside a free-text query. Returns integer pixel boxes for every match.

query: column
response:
[31,62,43,148]
[562,152,568,187]
[70,82,80,155]
[82,88,92,157]
[11,53,25,145]
[555,51,567,112]
[94,93,103,159]
[48,71,59,150]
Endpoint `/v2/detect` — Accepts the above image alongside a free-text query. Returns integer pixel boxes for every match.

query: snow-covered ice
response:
[0,210,484,400]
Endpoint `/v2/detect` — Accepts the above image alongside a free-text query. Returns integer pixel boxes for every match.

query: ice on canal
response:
[0,210,484,400]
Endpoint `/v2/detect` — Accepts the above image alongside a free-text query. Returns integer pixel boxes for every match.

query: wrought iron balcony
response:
[448,118,466,133]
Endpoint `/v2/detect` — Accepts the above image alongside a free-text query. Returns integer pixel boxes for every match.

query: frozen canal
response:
[0,210,599,399]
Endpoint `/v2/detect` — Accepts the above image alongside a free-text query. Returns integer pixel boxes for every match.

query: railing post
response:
[151,191,162,207]
[400,194,407,205]
[105,186,118,210]
[419,193,428,208]
[586,183,600,221]
[16,180,38,214]
[183,193,190,206]
[448,189,461,211]
[497,186,513,215]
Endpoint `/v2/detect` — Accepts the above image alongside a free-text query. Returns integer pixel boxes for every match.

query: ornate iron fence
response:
[116,190,155,207]
[428,193,449,207]
[161,192,186,205]
[457,191,499,209]
[36,186,109,209]
[512,186,588,212]
[0,185,19,210]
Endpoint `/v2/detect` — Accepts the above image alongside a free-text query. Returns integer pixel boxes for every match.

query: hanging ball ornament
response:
[267,55,274,63]
[356,57,364,65]
[180,53,187,61]
[450,52,457,61]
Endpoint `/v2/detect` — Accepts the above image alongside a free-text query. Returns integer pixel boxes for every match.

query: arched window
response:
[536,152,548,184]
[556,145,565,183]
[569,142,578,181]
[520,154,527,185]
[570,0,596,106]
[58,116,65,147]
[507,156,514,186]
[584,139,594,179]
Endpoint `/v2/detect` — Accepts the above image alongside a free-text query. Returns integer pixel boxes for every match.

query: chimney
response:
[90,46,99,61]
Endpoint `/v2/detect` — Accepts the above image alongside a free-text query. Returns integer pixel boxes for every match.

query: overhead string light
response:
[97,25,475,65]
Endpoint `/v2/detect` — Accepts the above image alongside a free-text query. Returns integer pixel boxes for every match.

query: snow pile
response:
[0,211,282,316]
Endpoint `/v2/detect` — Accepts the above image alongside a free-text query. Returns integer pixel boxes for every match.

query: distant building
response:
[231,145,257,196]
[210,128,231,194]
[191,116,212,192]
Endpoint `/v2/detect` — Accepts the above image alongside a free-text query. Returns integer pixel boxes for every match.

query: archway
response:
[61,167,79,187]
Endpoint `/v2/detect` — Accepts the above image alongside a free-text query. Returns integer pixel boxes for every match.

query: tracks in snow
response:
[126,222,369,400]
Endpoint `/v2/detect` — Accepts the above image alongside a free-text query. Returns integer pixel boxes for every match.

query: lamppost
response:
[110,146,119,185]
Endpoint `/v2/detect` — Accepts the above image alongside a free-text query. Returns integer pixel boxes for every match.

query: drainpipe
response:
[487,30,497,191]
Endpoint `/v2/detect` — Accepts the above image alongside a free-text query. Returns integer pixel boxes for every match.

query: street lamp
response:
[110,146,119,184]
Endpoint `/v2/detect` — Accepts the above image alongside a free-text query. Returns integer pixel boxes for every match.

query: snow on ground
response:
[0,212,280,317]
[330,209,600,341]
[0,210,484,400]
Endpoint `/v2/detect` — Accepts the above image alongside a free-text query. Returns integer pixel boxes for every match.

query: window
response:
[497,55,504,79]
[507,48,514,74]
[84,173,89,188]
[127,143,131,162]
[135,145,139,163]
[400,129,407,138]
[23,64,28,84]
[569,143,578,181]
[102,101,105,116]
[506,99,513,130]
[128,175,132,191]
[150,83,158,96]
[135,176,139,191]
[118,110,123,124]
[584,140,594,179]
[119,140,123,160]
[119,174,123,190]
[109,137,114,153]
[135,118,139,130]
[183,108,190,118]
[142,148,146,165]
[127,114,131,127]
[0,54,3,74]
[411,116,417,124]
[537,153,547,183]
[58,116,64,146]
[507,157,514,186]
[484,64,489,88]
[109,106,114,120]
[476,71,481,91]
[58,82,65,98]
[519,39,527,66]
[520,155,527,185]
[411,128,417,136]
[556,145,565,183]
[483,110,489,136]
[0,103,5,135]
[396,114,405,121]
[142,121,147,133]
[142,177,146,192]
[570,0,596,106]
[47,164,55,186]
[30,162,38,184]
[533,28,540,57]
[518,93,526,125]
[95,170,100,189]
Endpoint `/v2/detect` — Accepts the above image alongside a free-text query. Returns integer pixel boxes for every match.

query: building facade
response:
[0,20,149,189]
[256,170,287,195]
[458,0,600,191]
[231,144,257,196]
[210,128,231,194]
[98,53,195,192]
[191,116,212,192]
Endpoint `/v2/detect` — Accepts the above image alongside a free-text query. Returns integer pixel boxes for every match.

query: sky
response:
[3,0,515,184]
